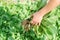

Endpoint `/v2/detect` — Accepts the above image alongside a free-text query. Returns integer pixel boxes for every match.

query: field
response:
[0,0,60,40]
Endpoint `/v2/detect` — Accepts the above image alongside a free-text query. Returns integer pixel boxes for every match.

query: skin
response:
[31,0,60,25]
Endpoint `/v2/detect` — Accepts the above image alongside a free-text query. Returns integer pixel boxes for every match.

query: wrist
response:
[38,7,48,17]
[37,11,45,17]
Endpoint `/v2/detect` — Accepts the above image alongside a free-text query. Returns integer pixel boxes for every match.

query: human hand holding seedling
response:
[31,0,60,25]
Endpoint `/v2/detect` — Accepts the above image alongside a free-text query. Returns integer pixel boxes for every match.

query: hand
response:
[31,12,43,25]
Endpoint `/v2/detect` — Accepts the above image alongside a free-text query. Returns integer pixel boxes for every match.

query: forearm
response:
[38,0,60,16]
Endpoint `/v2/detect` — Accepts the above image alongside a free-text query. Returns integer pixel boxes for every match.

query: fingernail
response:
[30,21,33,24]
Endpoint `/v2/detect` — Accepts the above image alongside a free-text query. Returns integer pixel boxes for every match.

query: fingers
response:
[30,20,41,26]
[30,20,36,25]
[30,12,42,26]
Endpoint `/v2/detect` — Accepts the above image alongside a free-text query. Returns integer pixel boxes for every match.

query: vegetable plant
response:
[0,0,60,40]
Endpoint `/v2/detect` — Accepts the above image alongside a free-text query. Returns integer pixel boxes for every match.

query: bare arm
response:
[39,0,60,16]
[31,0,60,25]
